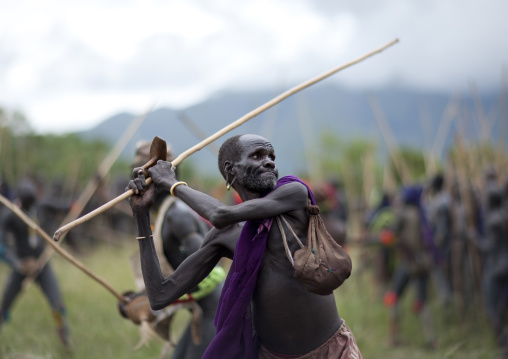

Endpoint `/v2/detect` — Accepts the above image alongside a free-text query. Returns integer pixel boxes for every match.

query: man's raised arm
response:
[128,178,237,309]
[147,161,308,227]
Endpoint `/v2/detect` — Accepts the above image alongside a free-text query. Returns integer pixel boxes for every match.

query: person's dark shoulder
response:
[274,181,308,199]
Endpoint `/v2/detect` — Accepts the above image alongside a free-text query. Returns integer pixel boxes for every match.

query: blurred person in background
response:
[0,178,72,350]
[425,174,453,311]
[477,184,508,357]
[363,190,397,297]
[118,140,225,359]
[384,185,437,349]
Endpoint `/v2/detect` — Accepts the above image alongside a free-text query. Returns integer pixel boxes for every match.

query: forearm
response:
[135,209,220,309]
[173,266,226,303]
[170,185,230,227]
[139,239,219,309]
[133,209,167,308]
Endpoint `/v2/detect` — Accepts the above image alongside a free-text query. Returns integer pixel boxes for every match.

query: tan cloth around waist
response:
[258,320,362,359]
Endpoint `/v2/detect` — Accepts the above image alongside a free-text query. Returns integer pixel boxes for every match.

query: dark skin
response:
[129,134,342,355]
[0,183,71,348]
[131,193,222,359]
[122,147,223,358]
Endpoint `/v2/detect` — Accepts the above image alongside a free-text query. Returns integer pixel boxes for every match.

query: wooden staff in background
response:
[0,194,126,304]
[367,93,412,184]
[427,94,460,176]
[23,106,152,289]
[454,134,483,318]
[178,112,219,156]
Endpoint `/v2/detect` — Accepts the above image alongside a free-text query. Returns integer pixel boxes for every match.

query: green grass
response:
[0,243,501,358]
[335,250,500,359]
[0,241,186,359]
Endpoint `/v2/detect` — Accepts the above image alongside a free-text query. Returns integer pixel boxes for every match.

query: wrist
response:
[134,210,152,237]
[132,207,150,216]
[156,178,173,193]
[170,181,188,197]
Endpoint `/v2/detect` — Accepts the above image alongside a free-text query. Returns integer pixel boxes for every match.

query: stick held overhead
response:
[171,38,399,167]
[53,136,167,241]
[53,38,399,241]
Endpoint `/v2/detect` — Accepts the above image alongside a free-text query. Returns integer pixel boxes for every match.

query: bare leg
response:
[36,263,72,350]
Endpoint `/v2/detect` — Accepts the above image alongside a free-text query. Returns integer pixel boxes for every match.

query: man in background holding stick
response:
[0,178,72,350]
[119,140,225,358]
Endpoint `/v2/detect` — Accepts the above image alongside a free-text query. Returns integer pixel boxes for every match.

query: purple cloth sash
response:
[203,176,315,359]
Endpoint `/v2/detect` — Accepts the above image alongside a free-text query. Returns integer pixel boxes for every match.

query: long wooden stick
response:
[173,38,399,166]
[53,38,400,241]
[453,135,482,318]
[367,93,412,184]
[296,94,322,183]
[27,106,152,286]
[428,94,460,174]
[178,112,219,155]
[496,67,508,173]
[0,194,127,304]
[418,103,433,177]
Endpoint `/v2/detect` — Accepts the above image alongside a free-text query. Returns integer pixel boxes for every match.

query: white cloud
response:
[0,0,506,133]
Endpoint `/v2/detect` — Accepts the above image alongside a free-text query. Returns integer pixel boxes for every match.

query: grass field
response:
[0,241,501,359]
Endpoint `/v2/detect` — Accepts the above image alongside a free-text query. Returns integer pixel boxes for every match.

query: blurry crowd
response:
[358,168,508,355]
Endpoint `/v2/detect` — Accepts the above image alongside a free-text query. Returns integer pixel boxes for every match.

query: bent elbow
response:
[149,298,167,311]
[147,288,171,310]
[208,208,229,228]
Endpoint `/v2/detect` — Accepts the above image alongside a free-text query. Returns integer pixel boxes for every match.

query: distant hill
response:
[77,84,502,177]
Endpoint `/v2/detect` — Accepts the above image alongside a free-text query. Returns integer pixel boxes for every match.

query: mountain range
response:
[78,83,503,177]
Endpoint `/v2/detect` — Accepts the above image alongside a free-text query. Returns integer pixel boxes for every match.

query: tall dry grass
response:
[0,241,500,358]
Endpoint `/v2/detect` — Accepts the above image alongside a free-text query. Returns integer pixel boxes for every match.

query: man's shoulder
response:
[268,182,310,211]
[273,178,309,196]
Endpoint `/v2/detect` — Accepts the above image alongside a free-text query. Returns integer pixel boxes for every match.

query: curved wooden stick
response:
[53,38,399,241]
[0,194,127,304]
[171,38,399,167]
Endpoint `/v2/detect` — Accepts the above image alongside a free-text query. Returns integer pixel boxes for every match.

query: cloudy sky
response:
[1,0,506,134]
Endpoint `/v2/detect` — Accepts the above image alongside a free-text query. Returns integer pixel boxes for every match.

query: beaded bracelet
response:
[170,181,188,197]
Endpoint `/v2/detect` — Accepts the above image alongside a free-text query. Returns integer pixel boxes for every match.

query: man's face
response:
[234,135,278,194]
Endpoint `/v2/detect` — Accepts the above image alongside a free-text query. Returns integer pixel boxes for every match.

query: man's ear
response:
[224,161,234,177]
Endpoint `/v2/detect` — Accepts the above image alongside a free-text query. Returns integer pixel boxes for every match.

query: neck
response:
[235,186,266,202]
[237,189,260,202]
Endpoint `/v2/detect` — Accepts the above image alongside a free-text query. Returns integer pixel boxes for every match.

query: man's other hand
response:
[126,172,157,213]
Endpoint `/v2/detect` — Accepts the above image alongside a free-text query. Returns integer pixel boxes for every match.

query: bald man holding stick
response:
[127,134,361,358]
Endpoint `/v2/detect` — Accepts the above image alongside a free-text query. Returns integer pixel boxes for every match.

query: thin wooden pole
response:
[429,94,460,174]
[53,38,400,241]
[296,93,322,183]
[367,93,412,184]
[178,112,219,156]
[453,135,482,318]
[497,67,508,172]
[0,194,126,304]
[418,102,434,177]
[26,105,152,286]
[173,39,399,167]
